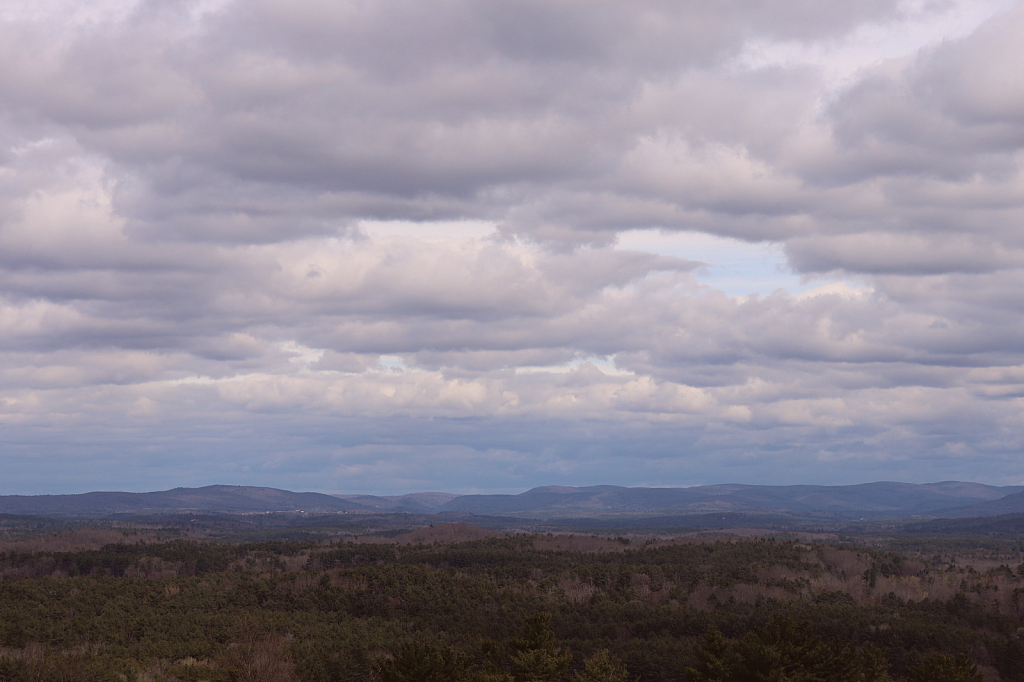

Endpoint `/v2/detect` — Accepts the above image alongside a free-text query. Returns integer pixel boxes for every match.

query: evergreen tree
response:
[902,653,982,682]
[573,650,633,682]
[509,614,572,682]
[376,642,472,682]
[686,617,891,682]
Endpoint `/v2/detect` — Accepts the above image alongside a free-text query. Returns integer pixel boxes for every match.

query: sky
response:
[2,0,1024,495]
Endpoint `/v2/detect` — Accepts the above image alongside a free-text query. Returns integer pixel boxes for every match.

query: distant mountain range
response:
[0,481,1022,519]
[0,485,366,516]
[431,482,1024,517]
[926,490,1024,518]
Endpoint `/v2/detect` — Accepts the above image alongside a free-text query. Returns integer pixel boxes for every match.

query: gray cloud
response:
[1,0,1023,493]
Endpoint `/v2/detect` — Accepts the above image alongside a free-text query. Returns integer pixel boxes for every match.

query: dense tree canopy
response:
[0,530,1020,682]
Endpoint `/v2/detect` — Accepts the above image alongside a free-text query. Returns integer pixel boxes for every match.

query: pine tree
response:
[902,653,982,682]
[509,613,572,682]
[574,650,633,682]
[376,642,473,682]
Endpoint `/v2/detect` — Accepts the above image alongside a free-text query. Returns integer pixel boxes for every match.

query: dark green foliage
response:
[0,532,1018,682]
[0,657,22,682]
[375,642,472,682]
[685,628,734,682]
[508,613,573,682]
[902,653,982,682]
[573,650,633,682]
[686,617,889,682]
[0,653,128,682]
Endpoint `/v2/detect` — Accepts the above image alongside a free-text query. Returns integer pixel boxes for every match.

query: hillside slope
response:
[0,485,368,516]
[3,482,1021,518]
[438,482,1024,516]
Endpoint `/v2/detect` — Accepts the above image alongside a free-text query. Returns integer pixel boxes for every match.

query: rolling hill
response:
[1,481,1021,518]
[435,481,1024,517]
[931,490,1024,517]
[0,485,368,516]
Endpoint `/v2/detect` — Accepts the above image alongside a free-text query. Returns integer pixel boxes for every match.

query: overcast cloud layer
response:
[2,0,1024,494]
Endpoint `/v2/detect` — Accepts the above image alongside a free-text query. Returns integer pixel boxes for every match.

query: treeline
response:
[0,532,1021,681]
[0,539,318,579]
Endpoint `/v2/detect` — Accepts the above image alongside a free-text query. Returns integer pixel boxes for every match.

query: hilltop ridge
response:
[2,481,1022,518]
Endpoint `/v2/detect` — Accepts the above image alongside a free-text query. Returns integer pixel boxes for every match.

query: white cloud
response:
[2,0,1024,493]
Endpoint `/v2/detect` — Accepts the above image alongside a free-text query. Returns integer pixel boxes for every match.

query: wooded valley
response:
[0,522,1022,681]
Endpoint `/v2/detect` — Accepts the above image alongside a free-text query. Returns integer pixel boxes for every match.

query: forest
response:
[1,519,1023,682]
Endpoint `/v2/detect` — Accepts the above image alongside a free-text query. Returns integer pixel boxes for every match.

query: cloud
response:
[1,0,1024,493]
